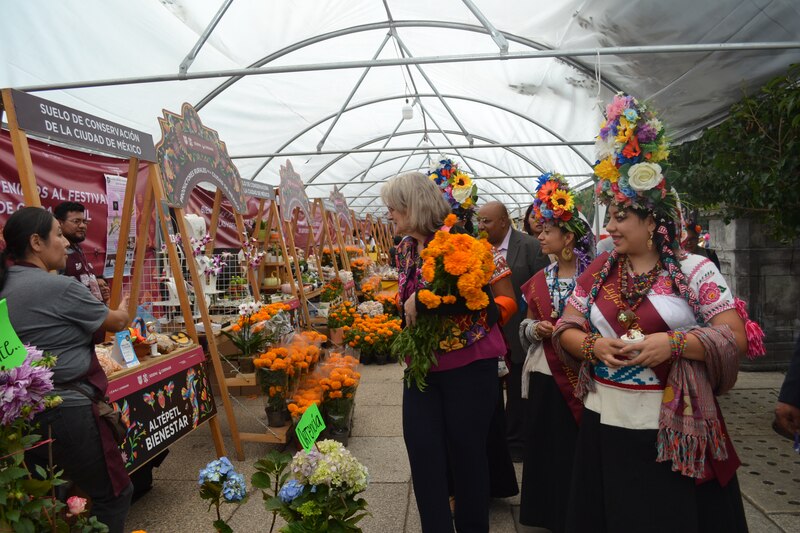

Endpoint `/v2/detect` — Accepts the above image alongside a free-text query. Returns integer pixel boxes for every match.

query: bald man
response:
[478,201,549,461]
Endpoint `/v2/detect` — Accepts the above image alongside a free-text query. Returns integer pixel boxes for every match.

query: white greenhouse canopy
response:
[2,0,800,217]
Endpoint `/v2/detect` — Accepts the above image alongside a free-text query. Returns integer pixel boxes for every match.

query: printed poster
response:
[104,174,136,277]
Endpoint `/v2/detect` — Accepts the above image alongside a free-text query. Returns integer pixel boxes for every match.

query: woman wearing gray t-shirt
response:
[0,207,131,533]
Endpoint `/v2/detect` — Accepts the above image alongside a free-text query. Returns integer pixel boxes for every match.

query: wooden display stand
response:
[1,90,228,466]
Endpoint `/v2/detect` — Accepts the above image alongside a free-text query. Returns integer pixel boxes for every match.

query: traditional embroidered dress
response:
[517,263,581,532]
[562,253,747,533]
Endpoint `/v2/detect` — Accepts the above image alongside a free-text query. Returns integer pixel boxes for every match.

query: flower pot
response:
[329,327,344,345]
[237,357,255,374]
[374,352,389,365]
[328,427,350,447]
[359,351,374,365]
[266,408,287,427]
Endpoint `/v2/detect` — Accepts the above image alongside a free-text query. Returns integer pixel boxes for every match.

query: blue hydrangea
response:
[198,457,235,485]
[278,478,305,503]
[222,471,247,502]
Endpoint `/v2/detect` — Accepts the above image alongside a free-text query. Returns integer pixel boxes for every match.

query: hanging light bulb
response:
[402,98,413,120]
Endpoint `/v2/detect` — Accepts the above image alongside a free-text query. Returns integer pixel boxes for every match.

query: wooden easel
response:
[1,89,230,460]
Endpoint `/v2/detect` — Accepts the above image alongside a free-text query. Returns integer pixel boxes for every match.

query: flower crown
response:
[593,94,675,213]
[532,172,588,237]
[429,158,478,217]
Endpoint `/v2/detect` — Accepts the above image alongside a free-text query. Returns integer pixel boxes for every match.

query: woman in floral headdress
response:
[517,173,594,532]
[554,94,760,532]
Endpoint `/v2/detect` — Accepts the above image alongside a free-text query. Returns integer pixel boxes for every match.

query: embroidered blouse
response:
[567,253,735,429]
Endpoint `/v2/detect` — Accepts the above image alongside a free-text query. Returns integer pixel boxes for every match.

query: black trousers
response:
[404,358,498,533]
[505,361,526,457]
[27,405,133,533]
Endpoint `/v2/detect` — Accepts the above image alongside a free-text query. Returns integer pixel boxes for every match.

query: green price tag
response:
[295,402,326,452]
[0,299,28,370]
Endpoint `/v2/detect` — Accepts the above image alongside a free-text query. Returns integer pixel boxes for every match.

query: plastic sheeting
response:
[2,0,799,216]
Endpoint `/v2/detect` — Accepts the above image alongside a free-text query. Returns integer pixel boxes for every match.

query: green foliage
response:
[390,315,452,391]
[0,422,107,533]
[670,64,800,241]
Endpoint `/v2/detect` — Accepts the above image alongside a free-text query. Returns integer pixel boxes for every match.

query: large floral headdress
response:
[429,158,478,219]
[593,93,676,214]
[532,172,587,237]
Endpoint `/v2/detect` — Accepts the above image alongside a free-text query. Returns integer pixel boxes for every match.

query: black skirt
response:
[487,380,518,498]
[519,371,578,532]
[566,407,748,533]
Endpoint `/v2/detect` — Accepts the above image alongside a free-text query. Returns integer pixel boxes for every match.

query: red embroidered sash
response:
[590,264,672,386]
[522,271,583,423]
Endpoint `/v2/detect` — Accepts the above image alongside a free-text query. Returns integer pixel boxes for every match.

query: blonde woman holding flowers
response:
[554,95,760,532]
[382,172,506,533]
[517,173,594,533]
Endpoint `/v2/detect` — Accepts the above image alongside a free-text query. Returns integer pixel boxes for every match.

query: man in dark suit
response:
[478,201,550,461]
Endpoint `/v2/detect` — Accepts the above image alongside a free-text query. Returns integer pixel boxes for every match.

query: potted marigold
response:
[254,347,291,426]
[327,300,357,345]
[349,257,371,288]
[320,364,360,445]
[345,313,402,365]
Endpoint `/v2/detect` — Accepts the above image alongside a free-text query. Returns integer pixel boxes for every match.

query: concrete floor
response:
[126,365,799,532]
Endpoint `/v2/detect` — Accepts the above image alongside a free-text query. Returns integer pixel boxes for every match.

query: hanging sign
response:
[155,103,246,214]
[330,186,352,230]
[278,160,311,223]
[0,299,27,370]
[9,89,156,161]
[241,180,276,201]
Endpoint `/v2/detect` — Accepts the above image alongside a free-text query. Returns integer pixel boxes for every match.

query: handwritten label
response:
[0,299,27,369]
[295,402,326,451]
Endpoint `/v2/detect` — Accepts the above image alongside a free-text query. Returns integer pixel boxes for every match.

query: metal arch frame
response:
[303,129,545,187]
[246,92,595,180]
[334,152,535,197]
[193,20,623,111]
[347,156,533,214]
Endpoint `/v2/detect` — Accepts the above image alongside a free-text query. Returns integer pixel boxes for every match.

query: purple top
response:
[396,235,505,372]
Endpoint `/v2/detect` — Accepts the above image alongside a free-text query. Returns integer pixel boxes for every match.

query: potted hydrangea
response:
[252,441,369,532]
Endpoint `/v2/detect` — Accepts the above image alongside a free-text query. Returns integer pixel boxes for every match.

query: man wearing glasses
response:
[54,201,108,304]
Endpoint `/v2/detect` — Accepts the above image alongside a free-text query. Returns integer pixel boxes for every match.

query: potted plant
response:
[326,300,357,345]
[255,353,290,427]
[251,442,369,533]
[345,312,402,365]
[221,301,274,374]
[320,365,361,444]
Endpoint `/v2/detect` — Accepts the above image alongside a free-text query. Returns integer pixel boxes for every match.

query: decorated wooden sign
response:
[155,103,246,214]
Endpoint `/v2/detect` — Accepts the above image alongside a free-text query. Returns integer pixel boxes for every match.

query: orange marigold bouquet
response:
[327,300,358,329]
[375,292,399,316]
[349,257,372,285]
[358,275,382,301]
[391,223,496,389]
[222,301,290,360]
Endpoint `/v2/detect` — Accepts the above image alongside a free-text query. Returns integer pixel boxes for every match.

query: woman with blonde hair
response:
[383,172,507,533]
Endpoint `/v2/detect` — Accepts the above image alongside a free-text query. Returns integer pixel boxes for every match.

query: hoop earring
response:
[562,247,574,261]
[647,231,654,250]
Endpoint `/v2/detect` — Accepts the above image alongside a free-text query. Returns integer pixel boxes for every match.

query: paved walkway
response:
[126,364,799,532]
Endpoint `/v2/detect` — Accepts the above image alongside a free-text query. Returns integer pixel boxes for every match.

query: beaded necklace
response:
[548,262,576,319]
[615,256,662,329]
